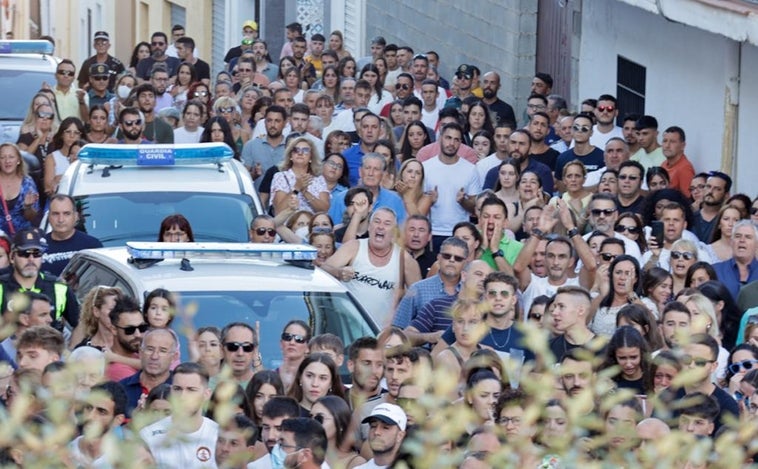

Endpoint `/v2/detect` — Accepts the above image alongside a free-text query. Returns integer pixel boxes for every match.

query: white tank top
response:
[347,238,401,327]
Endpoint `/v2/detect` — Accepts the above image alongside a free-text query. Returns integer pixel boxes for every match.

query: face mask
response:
[270,443,286,469]
[295,226,310,240]
[117,85,132,99]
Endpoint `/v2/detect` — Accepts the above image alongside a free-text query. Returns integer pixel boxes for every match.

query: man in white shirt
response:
[140,362,219,468]
[355,403,407,469]
[589,94,624,148]
[68,381,128,468]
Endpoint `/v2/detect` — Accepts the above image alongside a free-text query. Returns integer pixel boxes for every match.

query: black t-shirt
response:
[531,148,560,171]
[414,249,436,278]
[619,195,646,215]
[486,99,516,126]
[135,56,181,80]
[42,230,103,276]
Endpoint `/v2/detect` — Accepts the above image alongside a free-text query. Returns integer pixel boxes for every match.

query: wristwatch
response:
[531,228,545,240]
[492,249,504,258]
[567,227,580,238]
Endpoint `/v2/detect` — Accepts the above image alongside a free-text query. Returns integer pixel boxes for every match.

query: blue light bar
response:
[127,242,318,262]
[0,40,55,55]
[78,143,233,166]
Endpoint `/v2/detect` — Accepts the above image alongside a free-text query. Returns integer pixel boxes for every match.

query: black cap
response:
[94,31,109,41]
[12,228,47,251]
[455,64,473,79]
[90,63,110,77]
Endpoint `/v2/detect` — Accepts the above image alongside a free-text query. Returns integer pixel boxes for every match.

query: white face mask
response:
[295,226,310,240]
[117,85,132,99]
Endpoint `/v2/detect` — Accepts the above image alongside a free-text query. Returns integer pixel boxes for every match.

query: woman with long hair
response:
[387,100,404,128]
[321,152,349,197]
[213,96,250,154]
[669,239,699,295]
[107,72,137,131]
[86,105,116,144]
[359,63,392,114]
[591,255,656,337]
[616,303,665,351]
[707,204,742,262]
[287,353,346,416]
[373,139,398,190]
[245,369,284,427]
[0,143,39,234]
[463,101,494,146]
[684,261,717,289]
[282,67,305,103]
[270,137,329,215]
[128,42,151,75]
[46,117,85,195]
[434,299,489,384]
[471,130,494,161]
[72,286,123,351]
[190,326,223,384]
[645,166,670,192]
[685,293,729,380]
[561,160,592,223]
[337,56,357,78]
[187,82,213,118]
[398,120,431,162]
[327,31,351,60]
[641,267,672,316]
[394,158,433,217]
[614,212,647,255]
[20,93,58,135]
[315,66,340,104]
[170,62,198,112]
[237,85,259,137]
[200,116,238,159]
[493,158,521,223]
[373,56,389,87]
[310,395,366,468]
[173,100,205,144]
[601,325,654,395]
[158,213,194,242]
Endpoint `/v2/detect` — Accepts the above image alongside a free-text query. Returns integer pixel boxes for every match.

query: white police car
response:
[61,242,378,370]
[52,143,264,246]
[0,40,59,144]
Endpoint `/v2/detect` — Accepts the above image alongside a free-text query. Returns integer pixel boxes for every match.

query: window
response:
[616,56,646,125]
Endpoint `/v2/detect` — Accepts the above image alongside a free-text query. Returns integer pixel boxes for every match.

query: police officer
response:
[0,229,79,333]
[78,31,124,91]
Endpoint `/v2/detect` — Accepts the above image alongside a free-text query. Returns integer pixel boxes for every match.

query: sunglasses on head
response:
[728,359,758,375]
[615,225,640,234]
[57,70,75,77]
[440,252,466,263]
[224,341,256,353]
[15,249,44,258]
[254,227,276,237]
[572,125,591,133]
[281,332,307,344]
[123,118,142,127]
[590,208,616,217]
[670,251,695,261]
[115,323,149,335]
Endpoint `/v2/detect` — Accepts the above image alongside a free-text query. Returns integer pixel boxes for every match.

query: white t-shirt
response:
[173,127,203,144]
[475,153,504,184]
[423,156,481,236]
[140,416,219,468]
[421,106,439,131]
[589,124,624,149]
[354,459,387,469]
[522,273,580,318]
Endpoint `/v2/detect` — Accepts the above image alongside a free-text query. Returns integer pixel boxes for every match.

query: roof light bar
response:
[0,40,55,55]
[127,242,318,262]
[78,143,233,166]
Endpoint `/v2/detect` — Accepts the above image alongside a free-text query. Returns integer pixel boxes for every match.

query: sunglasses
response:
[57,70,75,77]
[618,174,639,181]
[36,112,54,120]
[670,251,695,261]
[487,289,511,298]
[218,107,235,114]
[572,125,591,133]
[590,208,616,217]
[15,249,44,258]
[123,119,142,127]
[440,252,466,263]
[728,359,758,375]
[681,355,713,367]
[281,332,307,344]
[194,90,209,97]
[597,105,615,113]
[293,147,311,155]
[600,252,617,262]
[115,323,149,335]
[224,341,256,353]
[92,76,109,81]
[254,227,276,237]
[395,83,410,91]
[615,225,640,234]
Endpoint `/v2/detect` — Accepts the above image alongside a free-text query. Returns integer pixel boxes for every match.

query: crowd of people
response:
[0,17,758,469]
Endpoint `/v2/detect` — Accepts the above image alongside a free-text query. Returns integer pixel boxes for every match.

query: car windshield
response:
[75,192,255,246]
[170,290,377,372]
[0,69,54,120]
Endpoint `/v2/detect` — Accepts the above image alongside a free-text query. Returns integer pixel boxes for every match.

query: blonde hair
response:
[686,293,721,340]
[80,286,123,337]
[281,137,322,175]
[0,143,28,178]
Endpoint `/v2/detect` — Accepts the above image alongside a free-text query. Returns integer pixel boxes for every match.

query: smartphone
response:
[651,220,664,247]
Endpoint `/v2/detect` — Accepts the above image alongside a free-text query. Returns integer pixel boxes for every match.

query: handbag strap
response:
[0,184,16,235]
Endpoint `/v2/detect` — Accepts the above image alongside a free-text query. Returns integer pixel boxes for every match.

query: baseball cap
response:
[455,64,473,79]
[90,63,110,77]
[635,115,659,131]
[243,20,258,32]
[361,403,407,431]
[93,31,109,41]
[12,228,47,252]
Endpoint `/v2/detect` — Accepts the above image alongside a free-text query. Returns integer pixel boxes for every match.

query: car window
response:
[172,290,376,372]
[75,192,255,245]
[0,69,55,120]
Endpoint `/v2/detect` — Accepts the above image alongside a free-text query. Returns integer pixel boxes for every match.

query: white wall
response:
[579,1,744,190]
[735,42,758,196]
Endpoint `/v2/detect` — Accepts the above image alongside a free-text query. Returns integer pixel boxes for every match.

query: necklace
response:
[368,244,392,259]
[489,325,512,349]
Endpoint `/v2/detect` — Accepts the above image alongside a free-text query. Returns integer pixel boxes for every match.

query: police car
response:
[61,242,378,371]
[0,40,59,144]
[52,143,264,246]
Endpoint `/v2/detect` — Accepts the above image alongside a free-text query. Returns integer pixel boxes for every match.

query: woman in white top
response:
[169,62,196,113]
[46,117,85,196]
[359,64,393,114]
[173,100,205,144]
[270,137,330,215]
[282,67,305,103]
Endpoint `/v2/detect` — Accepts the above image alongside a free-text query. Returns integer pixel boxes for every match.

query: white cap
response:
[362,403,407,431]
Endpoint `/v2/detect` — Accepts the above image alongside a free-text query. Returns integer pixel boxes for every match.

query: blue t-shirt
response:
[554,147,605,181]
